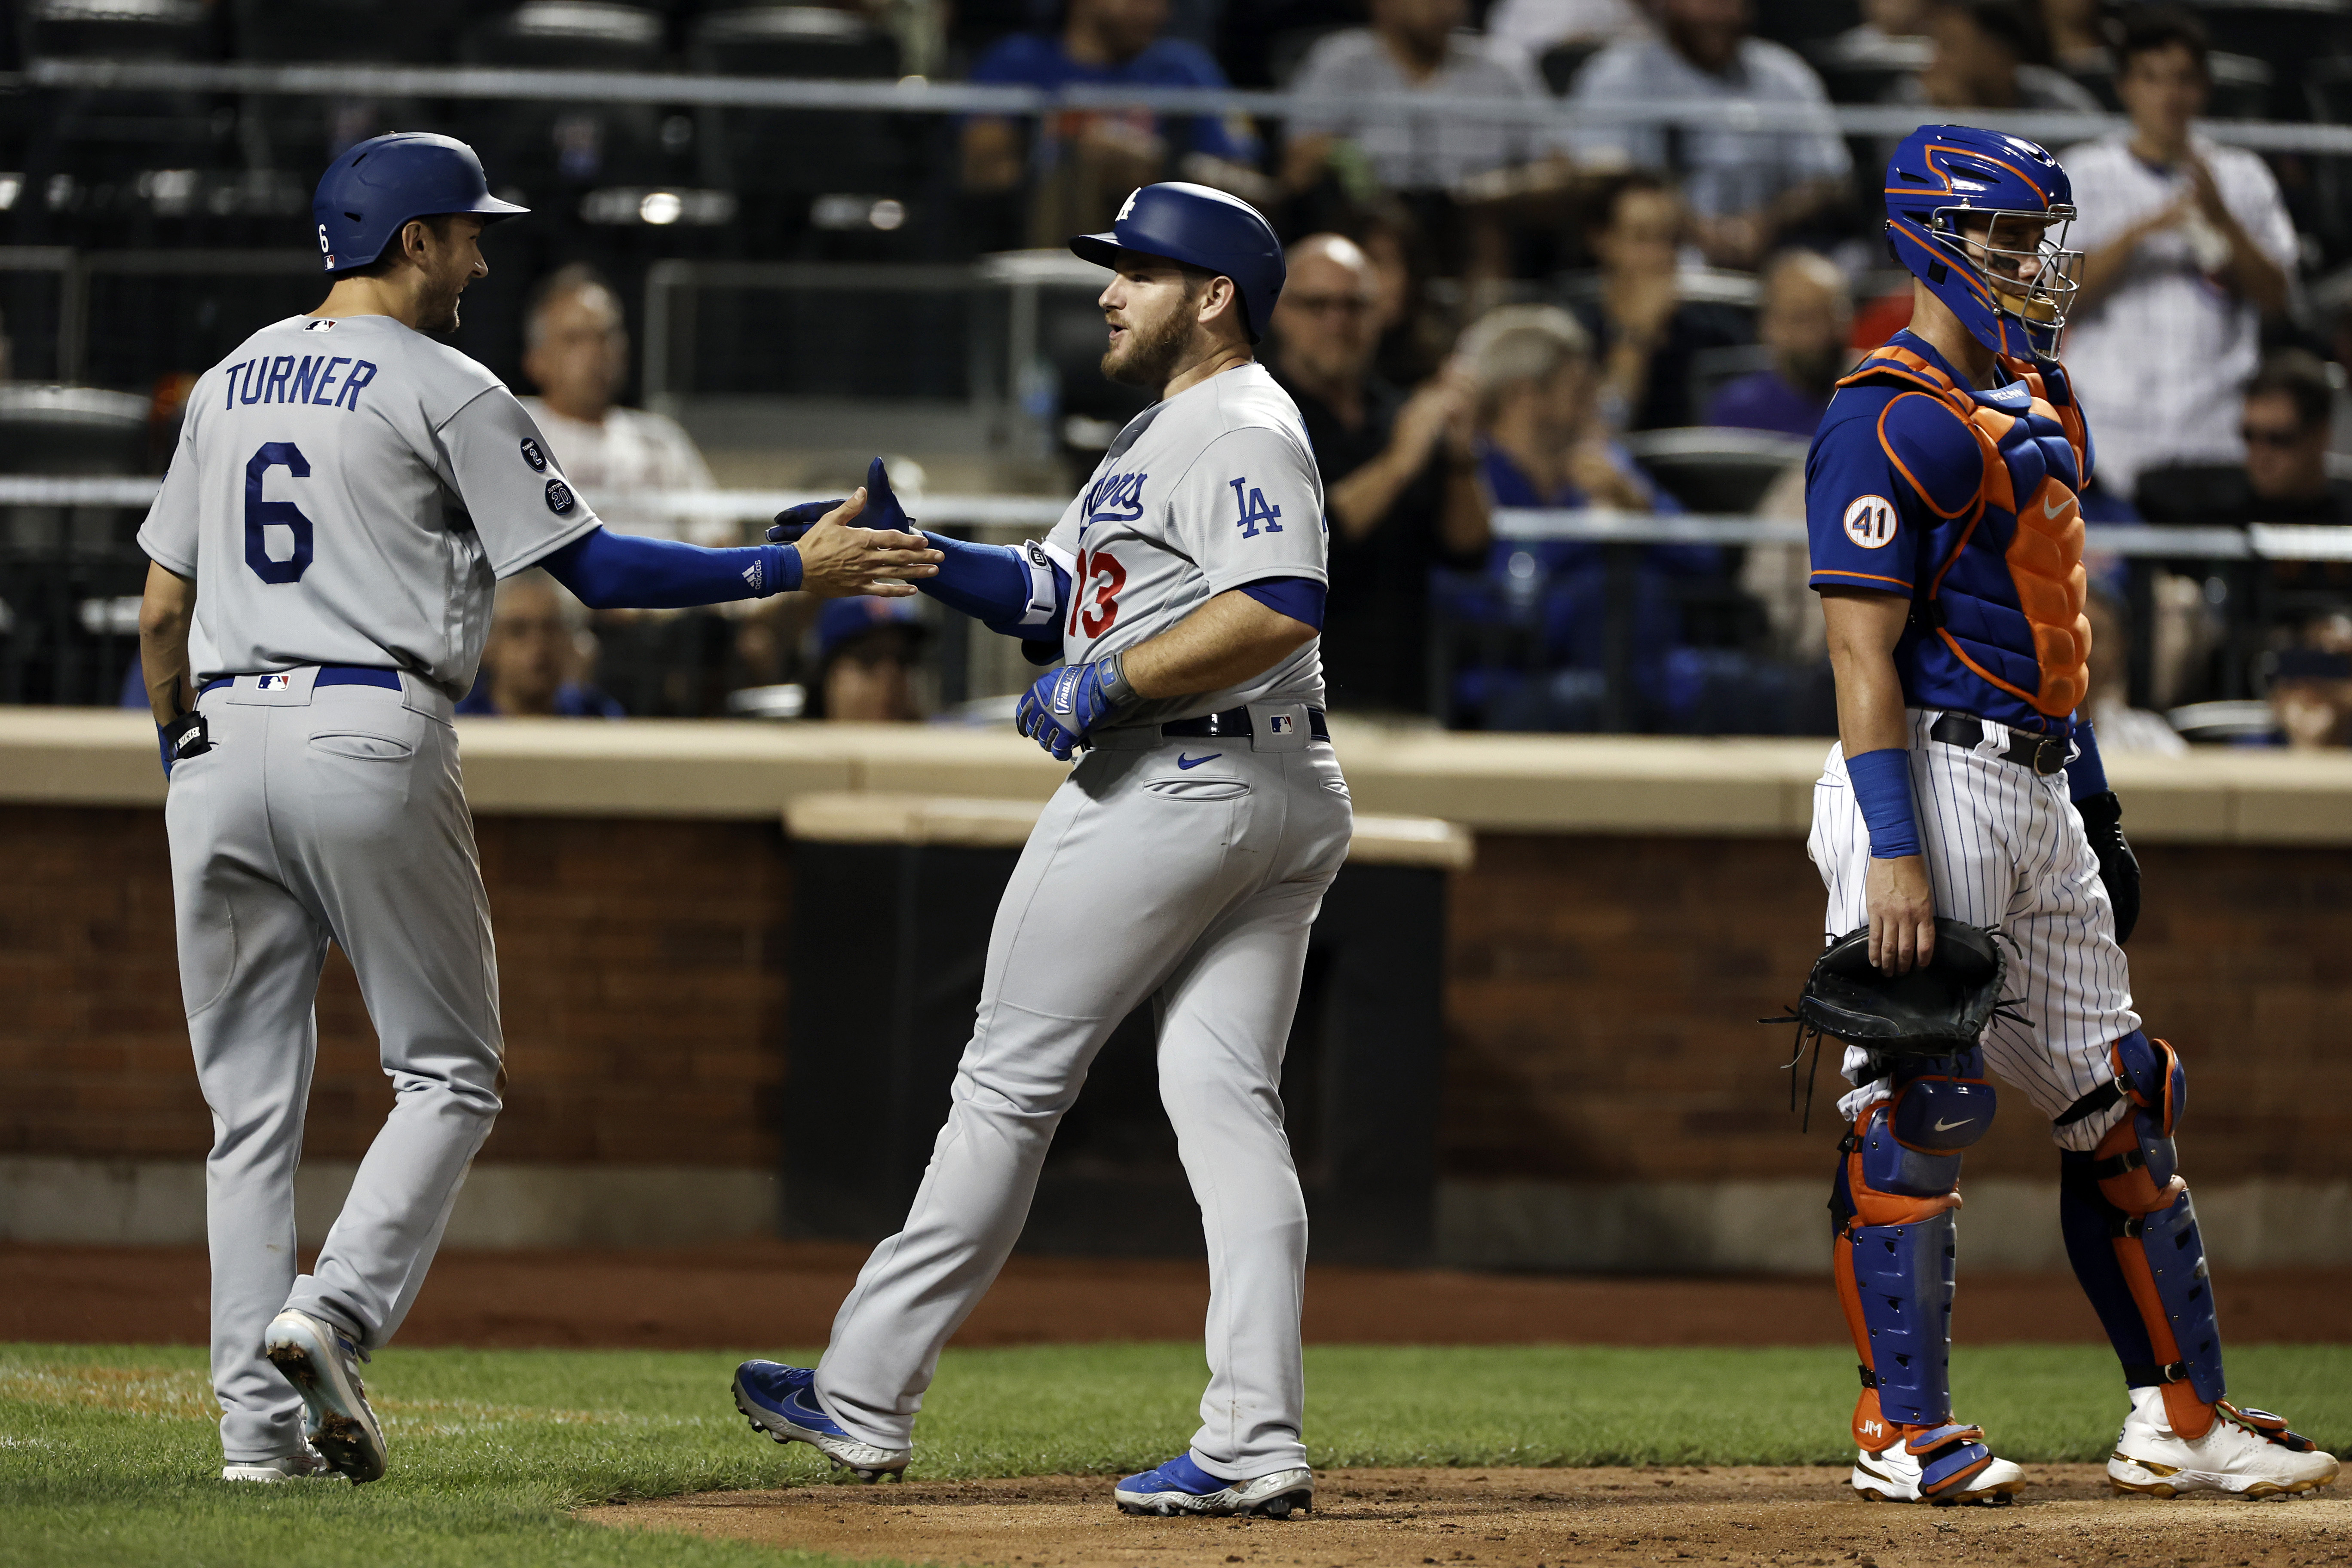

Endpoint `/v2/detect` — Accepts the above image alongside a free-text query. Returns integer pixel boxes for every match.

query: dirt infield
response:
[8,1243,2350,1348]
[585,1465,2351,1567]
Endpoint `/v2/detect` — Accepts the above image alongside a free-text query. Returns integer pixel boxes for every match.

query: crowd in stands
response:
[26,0,2352,744]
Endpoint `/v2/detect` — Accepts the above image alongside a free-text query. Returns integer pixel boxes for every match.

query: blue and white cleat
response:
[732,1361,911,1482]
[262,1309,386,1484]
[1114,1454,1313,1518]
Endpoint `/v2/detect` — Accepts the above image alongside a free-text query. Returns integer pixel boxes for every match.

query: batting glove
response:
[158,710,211,778]
[767,457,919,544]
[1014,652,1135,761]
[2075,790,2141,944]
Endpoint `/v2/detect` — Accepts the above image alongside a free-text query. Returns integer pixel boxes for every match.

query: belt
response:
[1928,713,2070,776]
[200,665,401,697]
[1158,705,1329,742]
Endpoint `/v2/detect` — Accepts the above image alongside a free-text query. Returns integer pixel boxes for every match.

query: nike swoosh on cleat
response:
[1933,1117,1975,1131]
[1176,753,1221,769]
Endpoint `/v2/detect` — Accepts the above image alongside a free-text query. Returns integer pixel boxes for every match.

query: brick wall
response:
[6,808,2346,1183]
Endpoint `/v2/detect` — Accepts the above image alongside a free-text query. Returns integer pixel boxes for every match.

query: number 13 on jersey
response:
[1070,546,1125,638]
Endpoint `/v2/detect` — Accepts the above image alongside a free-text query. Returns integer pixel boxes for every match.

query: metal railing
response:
[17,59,2352,156]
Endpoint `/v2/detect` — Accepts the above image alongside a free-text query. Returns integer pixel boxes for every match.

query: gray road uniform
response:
[137,312,600,1464]
[815,362,1352,1480]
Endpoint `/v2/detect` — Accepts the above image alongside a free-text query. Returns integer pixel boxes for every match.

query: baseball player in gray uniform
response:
[732,184,1344,1520]
[134,132,936,1485]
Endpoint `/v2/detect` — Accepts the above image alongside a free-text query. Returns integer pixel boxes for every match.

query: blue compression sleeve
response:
[1846,747,1922,860]
[1239,576,1326,630]
[919,531,1066,637]
[2067,717,2110,801]
[539,527,797,610]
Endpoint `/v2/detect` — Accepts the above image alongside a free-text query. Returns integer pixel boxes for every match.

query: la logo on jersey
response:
[1843,494,1897,549]
[1229,477,1283,538]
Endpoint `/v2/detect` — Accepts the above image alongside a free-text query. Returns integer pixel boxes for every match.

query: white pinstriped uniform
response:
[1808,707,2139,1151]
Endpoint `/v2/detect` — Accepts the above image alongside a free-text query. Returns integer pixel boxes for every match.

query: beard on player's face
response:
[1100,274,1203,389]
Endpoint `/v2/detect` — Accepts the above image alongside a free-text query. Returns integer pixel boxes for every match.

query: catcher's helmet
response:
[1069,182,1285,343]
[1884,124,2080,361]
[312,132,529,276]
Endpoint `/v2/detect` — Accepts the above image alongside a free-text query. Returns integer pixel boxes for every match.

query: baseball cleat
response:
[1850,1422,2025,1505]
[220,1447,330,1482]
[1114,1454,1313,1518]
[263,1309,386,1485]
[732,1361,911,1482]
[2109,1388,2340,1499]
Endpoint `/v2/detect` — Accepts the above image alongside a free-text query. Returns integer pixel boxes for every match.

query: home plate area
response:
[583,1464,2352,1568]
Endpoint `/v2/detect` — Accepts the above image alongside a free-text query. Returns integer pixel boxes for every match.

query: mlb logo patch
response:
[1267,714,1294,735]
[258,674,291,691]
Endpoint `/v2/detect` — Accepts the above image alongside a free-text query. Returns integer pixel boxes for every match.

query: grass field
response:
[3,1341,2347,1568]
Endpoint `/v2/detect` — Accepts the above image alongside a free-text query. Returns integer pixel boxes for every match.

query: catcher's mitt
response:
[1764,919,2019,1125]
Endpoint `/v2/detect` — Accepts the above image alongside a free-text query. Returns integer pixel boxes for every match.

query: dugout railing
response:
[8,471,2347,737]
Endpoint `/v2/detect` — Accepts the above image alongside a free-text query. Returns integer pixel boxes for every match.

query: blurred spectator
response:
[1568,0,1850,269]
[2136,352,2352,527]
[1355,200,1453,386]
[1571,174,1753,432]
[518,265,725,544]
[1826,0,1931,61]
[2238,352,2352,525]
[1452,304,1730,728]
[2269,630,2352,749]
[2315,269,2352,458]
[1704,251,1853,437]
[2061,6,2295,501]
[964,0,1266,241]
[1893,0,2102,113]
[1267,233,1488,713]
[1283,0,1566,197]
[2041,0,2112,78]
[809,597,928,722]
[1486,0,1651,56]
[2084,585,2188,754]
[456,572,624,718]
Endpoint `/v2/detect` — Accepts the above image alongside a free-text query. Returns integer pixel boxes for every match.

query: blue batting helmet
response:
[1069,182,1286,343]
[312,132,529,275]
[1884,125,2081,361]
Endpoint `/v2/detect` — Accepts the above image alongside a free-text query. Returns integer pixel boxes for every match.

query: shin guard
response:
[1831,1050,1993,1469]
[2056,1032,2223,1439]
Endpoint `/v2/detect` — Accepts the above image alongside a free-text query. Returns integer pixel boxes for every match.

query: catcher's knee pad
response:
[2057,1032,2224,1438]
[1829,1050,1995,1440]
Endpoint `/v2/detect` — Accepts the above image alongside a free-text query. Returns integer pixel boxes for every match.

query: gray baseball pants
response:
[813,717,1351,1479]
[166,668,502,1463]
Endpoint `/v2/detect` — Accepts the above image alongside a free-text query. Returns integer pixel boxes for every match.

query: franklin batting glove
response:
[1014,653,1135,761]
[158,710,211,778]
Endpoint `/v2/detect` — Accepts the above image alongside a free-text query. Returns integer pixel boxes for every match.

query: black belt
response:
[1159,705,1329,742]
[1928,713,2070,776]
[200,665,400,697]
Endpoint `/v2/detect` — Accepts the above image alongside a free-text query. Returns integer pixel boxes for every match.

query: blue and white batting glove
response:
[766,457,920,544]
[1014,652,1135,761]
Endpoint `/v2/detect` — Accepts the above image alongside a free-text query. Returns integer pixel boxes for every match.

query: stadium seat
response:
[0,386,152,477]
[1621,428,1810,514]
[687,6,921,252]
[2186,0,2351,116]
[457,3,678,197]
[0,386,157,705]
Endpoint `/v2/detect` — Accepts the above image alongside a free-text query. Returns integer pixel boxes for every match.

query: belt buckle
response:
[2031,734,2067,775]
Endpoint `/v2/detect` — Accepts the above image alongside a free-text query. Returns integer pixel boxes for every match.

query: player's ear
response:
[1198,274,1240,333]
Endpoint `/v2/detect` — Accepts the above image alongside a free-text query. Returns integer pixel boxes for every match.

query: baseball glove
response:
[1764,919,2020,1125]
